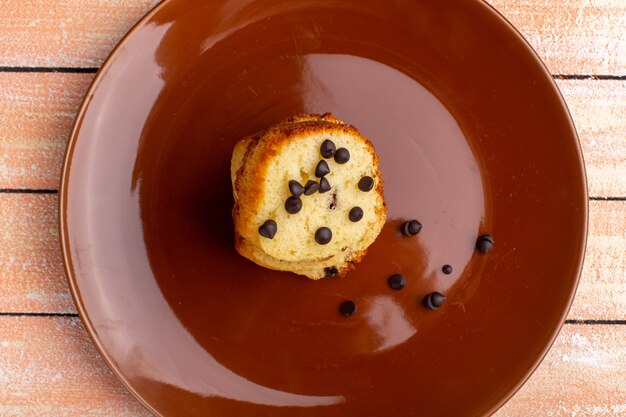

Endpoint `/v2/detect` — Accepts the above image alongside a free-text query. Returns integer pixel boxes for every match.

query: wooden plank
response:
[0,73,93,190]
[0,0,623,74]
[1,74,625,196]
[0,317,623,416]
[0,0,158,68]
[558,80,626,198]
[0,194,624,318]
[0,194,74,313]
[496,323,626,416]
[488,0,626,75]
[0,316,151,416]
[569,200,626,320]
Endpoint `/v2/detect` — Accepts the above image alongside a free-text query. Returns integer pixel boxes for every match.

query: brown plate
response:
[60,0,587,416]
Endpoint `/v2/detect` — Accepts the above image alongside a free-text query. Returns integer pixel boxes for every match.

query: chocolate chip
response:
[285,196,302,214]
[320,139,336,158]
[388,274,406,290]
[324,267,338,277]
[334,148,350,164]
[401,220,422,236]
[258,220,277,239]
[319,177,331,193]
[358,176,374,192]
[349,207,363,222]
[423,292,446,310]
[476,234,494,253]
[441,265,453,275]
[304,180,319,195]
[329,191,338,209]
[288,180,304,197]
[339,300,357,317]
[315,227,332,244]
[315,160,330,177]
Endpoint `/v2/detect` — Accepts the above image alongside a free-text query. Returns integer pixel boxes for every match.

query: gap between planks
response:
[0,316,623,416]
[0,312,77,317]
[0,189,622,201]
[0,67,98,73]
[0,189,58,194]
[2,66,626,81]
[0,195,624,318]
[0,0,625,74]
[2,74,626,195]
[1,313,625,325]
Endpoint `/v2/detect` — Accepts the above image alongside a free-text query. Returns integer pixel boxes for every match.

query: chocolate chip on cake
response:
[339,300,357,317]
[319,177,331,193]
[315,160,330,177]
[388,274,406,290]
[423,292,446,310]
[258,220,277,239]
[476,234,494,253]
[329,191,338,209]
[334,147,350,164]
[304,180,320,196]
[349,207,363,222]
[288,180,305,197]
[442,264,453,275]
[320,139,336,158]
[315,227,333,245]
[324,266,339,277]
[285,196,302,214]
[358,176,374,192]
[401,220,422,236]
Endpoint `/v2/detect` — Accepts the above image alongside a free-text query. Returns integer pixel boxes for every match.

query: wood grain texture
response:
[1,194,624,318]
[0,73,92,190]
[0,317,623,416]
[569,200,626,320]
[0,1,624,415]
[488,0,626,75]
[0,194,72,313]
[496,323,626,416]
[0,316,150,417]
[558,80,626,197]
[0,0,624,73]
[0,0,158,68]
[1,74,625,196]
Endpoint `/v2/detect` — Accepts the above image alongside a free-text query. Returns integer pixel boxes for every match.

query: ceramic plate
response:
[60,0,587,415]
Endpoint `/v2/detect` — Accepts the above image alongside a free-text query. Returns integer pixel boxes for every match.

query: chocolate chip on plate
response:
[339,300,357,317]
[423,292,446,310]
[476,234,494,253]
[388,274,406,290]
[401,220,422,236]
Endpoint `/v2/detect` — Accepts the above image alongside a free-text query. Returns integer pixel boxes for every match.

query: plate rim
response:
[59,0,589,415]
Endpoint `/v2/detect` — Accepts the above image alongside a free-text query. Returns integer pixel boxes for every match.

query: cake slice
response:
[231,113,386,279]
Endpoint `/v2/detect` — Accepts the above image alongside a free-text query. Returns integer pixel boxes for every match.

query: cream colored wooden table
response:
[0,1,624,415]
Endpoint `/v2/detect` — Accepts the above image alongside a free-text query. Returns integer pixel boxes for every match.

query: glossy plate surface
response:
[60,0,587,415]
